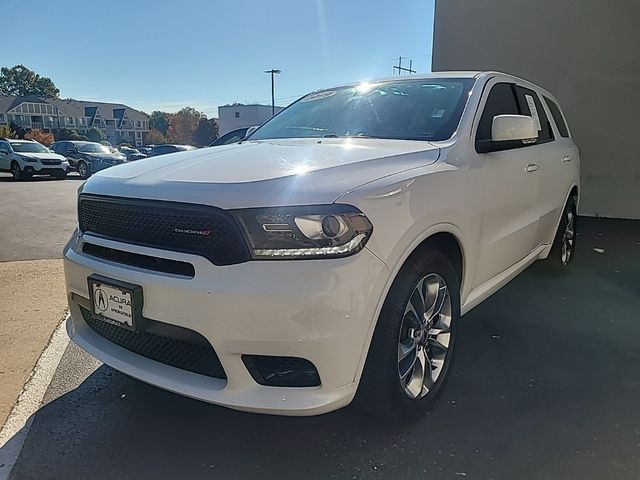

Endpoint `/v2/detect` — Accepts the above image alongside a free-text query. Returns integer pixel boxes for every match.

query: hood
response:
[20,152,67,161]
[82,138,441,208]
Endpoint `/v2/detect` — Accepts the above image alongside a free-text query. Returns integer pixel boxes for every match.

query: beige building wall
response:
[432,0,640,218]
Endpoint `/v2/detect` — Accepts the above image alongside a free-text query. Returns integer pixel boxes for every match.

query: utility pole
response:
[264,69,281,116]
[393,57,416,75]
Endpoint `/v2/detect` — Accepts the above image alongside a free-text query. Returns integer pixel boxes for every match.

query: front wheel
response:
[356,248,460,421]
[11,161,23,180]
[541,195,577,274]
[77,161,90,179]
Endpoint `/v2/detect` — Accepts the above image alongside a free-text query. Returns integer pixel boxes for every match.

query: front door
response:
[473,81,541,286]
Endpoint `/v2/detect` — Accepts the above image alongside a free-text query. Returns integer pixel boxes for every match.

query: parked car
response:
[148,144,196,157]
[51,141,126,179]
[137,145,154,156]
[207,127,255,147]
[64,72,579,419]
[118,146,147,161]
[0,138,69,180]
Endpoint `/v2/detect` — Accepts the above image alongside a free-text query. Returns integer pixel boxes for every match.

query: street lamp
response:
[264,69,281,116]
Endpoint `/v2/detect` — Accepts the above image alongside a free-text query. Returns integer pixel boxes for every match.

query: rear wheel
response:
[357,248,460,421]
[541,195,577,274]
[77,161,90,179]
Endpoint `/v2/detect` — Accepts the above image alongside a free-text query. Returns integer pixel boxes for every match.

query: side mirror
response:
[492,115,538,142]
[244,125,259,139]
[477,115,538,153]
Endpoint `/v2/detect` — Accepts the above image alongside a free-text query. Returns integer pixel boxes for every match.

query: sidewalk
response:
[0,260,68,428]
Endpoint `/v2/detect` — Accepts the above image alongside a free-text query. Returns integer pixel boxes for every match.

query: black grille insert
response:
[242,355,320,387]
[83,243,195,277]
[78,195,250,266]
[80,306,226,379]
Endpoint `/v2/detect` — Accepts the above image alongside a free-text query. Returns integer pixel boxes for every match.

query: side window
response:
[514,87,554,143]
[0,141,9,153]
[543,96,569,138]
[66,142,77,153]
[476,83,519,145]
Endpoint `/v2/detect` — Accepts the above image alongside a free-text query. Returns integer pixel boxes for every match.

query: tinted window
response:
[515,87,553,143]
[0,141,10,153]
[476,83,519,143]
[543,96,569,138]
[252,78,475,142]
[211,129,247,146]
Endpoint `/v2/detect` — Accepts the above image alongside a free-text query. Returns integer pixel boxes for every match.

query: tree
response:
[86,127,105,143]
[192,117,219,147]
[0,124,17,139]
[149,111,170,135]
[167,107,203,145]
[55,129,88,141]
[0,65,60,98]
[24,129,54,146]
[145,129,167,145]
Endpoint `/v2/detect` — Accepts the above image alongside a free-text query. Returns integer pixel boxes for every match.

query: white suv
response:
[64,72,579,418]
[0,138,69,180]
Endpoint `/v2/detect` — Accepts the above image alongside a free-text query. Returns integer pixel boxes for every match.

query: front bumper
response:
[22,162,68,174]
[64,232,389,415]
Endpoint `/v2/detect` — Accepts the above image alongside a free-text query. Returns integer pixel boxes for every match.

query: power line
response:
[393,57,416,75]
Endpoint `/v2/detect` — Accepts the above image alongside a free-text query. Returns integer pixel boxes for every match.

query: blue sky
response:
[1,0,434,117]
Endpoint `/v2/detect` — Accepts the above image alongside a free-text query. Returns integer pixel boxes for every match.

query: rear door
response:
[537,95,579,244]
[0,141,10,170]
[473,80,541,285]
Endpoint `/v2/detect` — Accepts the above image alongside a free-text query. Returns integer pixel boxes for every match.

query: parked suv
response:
[51,141,126,179]
[64,72,579,419]
[0,138,69,180]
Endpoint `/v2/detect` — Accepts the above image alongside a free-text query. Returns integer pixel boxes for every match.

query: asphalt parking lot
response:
[1,173,639,479]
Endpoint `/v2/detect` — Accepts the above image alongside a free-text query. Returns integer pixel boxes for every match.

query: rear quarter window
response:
[543,96,570,138]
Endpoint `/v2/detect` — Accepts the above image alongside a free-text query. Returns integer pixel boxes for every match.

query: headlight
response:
[233,205,373,260]
[21,156,38,163]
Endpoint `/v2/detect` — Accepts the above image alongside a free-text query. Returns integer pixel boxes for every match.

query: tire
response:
[10,161,23,180]
[540,195,577,274]
[356,248,460,421]
[77,161,90,179]
[52,170,67,180]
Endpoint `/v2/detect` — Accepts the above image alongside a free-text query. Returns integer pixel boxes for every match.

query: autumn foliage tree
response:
[167,107,204,145]
[24,129,54,146]
[145,129,167,145]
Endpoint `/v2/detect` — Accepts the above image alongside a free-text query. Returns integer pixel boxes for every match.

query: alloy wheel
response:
[561,208,575,266]
[397,273,452,399]
[78,162,88,178]
[11,163,20,179]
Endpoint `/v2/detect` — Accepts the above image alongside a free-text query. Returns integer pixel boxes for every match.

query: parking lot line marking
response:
[0,315,70,480]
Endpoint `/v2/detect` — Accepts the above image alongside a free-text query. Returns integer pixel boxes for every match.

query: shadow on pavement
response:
[6,218,640,480]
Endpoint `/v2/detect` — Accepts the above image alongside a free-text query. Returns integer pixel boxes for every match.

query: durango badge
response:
[173,228,212,236]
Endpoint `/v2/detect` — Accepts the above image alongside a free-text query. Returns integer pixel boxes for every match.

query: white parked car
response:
[0,138,69,180]
[64,72,579,419]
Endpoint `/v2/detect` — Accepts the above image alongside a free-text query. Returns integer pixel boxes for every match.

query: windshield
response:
[251,78,475,142]
[78,143,111,154]
[11,142,50,153]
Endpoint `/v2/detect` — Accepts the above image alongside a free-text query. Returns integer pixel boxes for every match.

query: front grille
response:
[79,195,250,266]
[80,306,226,379]
[83,243,195,277]
[41,159,62,165]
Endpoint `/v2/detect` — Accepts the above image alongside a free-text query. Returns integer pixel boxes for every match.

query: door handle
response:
[525,163,540,173]
[562,155,573,162]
